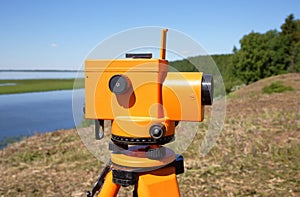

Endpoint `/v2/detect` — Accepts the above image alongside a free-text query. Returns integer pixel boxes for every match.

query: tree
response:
[232,30,288,84]
[232,14,300,84]
[280,14,300,72]
[294,20,300,72]
[295,41,300,72]
[281,14,297,36]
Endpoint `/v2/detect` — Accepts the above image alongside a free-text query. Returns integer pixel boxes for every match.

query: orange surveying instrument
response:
[84,29,213,197]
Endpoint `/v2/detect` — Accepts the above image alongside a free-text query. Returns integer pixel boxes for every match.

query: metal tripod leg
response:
[88,155,184,197]
[86,162,120,197]
[136,166,180,197]
[96,167,180,197]
[98,171,120,197]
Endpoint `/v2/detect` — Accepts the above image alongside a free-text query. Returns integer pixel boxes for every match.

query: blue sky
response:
[0,0,299,70]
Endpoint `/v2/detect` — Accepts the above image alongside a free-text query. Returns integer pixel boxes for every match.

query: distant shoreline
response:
[0,69,83,72]
[0,78,84,95]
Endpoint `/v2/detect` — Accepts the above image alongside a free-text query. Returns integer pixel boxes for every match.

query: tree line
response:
[170,14,300,93]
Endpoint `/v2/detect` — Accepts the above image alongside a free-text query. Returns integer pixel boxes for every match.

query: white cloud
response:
[50,43,58,48]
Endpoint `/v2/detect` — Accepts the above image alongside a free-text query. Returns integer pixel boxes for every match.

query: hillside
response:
[1,73,299,196]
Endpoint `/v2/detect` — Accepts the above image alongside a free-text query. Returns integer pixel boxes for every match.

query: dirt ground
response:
[1,73,299,196]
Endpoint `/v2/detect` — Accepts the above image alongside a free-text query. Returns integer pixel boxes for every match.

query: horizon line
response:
[0,69,84,72]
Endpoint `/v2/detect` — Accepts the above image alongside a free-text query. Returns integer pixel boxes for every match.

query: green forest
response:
[170,14,300,93]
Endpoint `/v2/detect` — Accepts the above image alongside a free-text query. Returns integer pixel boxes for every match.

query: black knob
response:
[201,74,214,105]
[149,124,166,139]
[109,75,131,94]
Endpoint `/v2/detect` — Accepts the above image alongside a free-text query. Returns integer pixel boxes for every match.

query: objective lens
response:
[201,74,214,105]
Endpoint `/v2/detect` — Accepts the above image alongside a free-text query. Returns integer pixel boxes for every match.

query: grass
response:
[262,81,294,94]
[0,73,299,196]
[0,78,84,94]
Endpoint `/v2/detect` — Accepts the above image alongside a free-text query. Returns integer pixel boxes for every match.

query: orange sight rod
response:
[160,29,168,60]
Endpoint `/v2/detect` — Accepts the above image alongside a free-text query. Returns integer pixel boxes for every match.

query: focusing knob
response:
[149,124,166,140]
[109,75,131,94]
[201,74,214,105]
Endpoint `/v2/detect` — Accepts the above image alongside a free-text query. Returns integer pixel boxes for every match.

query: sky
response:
[0,0,299,70]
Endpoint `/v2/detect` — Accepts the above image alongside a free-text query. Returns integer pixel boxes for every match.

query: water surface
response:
[0,90,84,141]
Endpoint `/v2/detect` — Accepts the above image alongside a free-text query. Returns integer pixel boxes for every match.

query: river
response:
[0,71,85,148]
[0,90,85,143]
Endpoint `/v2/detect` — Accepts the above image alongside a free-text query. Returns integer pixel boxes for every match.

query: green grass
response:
[262,81,294,94]
[0,79,84,94]
[0,73,299,196]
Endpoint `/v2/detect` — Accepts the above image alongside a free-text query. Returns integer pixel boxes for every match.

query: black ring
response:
[111,134,174,145]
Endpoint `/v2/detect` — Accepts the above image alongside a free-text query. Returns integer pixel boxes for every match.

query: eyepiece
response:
[201,74,214,105]
[109,75,131,95]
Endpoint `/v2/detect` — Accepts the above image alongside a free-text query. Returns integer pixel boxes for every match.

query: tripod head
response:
[84,29,213,170]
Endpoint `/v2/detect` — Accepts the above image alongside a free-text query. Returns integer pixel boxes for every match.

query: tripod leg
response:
[137,166,180,197]
[133,185,138,197]
[98,171,121,197]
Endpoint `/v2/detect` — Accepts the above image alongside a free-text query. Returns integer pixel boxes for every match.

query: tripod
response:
[86,142,184,197]
[84,28,214,197]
